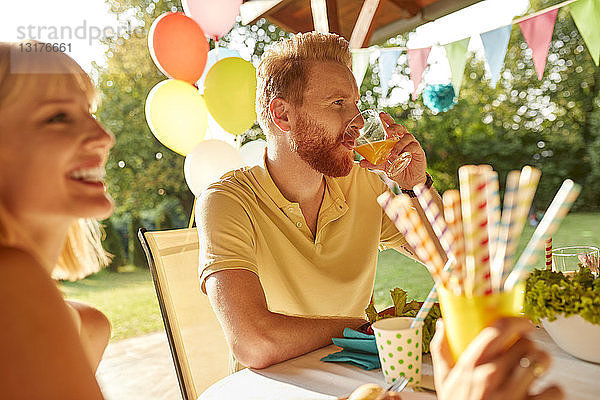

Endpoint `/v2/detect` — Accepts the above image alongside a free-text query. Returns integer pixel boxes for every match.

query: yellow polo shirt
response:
[197,161,409,318]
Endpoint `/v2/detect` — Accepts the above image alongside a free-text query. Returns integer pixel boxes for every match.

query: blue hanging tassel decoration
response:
[422,83,457,113]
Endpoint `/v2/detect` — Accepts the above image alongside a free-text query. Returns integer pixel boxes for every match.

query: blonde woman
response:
[0,41,113,398]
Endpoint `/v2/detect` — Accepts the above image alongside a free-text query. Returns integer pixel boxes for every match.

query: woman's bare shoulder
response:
[0,246,104,399]
[0,246,59,300]
[0,245,49,289]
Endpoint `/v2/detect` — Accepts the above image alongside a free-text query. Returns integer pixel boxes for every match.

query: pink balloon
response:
[182,0,242,40]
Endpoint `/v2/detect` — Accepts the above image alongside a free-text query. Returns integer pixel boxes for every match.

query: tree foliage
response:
[95,0,599,267]
[95,1,288,264]
[97,0,191,222]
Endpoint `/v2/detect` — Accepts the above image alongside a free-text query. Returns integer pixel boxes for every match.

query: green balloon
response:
[204,57,257,135]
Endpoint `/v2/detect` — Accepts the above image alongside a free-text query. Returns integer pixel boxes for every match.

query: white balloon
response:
[184,139,244,196]
[239,139,267,167]
[205,112,236,146]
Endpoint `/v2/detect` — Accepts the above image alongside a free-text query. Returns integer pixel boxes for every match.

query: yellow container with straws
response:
[378,164,580,363]
[437,284,524,361]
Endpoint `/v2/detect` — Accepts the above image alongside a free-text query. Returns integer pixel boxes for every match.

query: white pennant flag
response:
[352,50,371,88]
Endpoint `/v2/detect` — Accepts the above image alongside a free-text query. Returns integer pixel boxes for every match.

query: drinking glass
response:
[345,109,412,177]
[552,246,599,276]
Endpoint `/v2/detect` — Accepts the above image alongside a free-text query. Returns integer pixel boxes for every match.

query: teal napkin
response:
[321,328,380,370]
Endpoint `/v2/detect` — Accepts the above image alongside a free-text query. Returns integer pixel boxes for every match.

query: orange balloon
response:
[149,12,209,83]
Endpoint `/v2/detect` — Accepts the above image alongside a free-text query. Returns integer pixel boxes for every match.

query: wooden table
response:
[198,327,600,400]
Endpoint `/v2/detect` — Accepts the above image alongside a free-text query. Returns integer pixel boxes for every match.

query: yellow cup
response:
[437,284,524,361]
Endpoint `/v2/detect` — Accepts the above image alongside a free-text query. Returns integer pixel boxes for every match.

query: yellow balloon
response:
[145,79,207,155]
[204,58,257,136]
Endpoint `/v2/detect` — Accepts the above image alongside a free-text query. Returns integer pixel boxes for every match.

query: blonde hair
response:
[0,41,110,281]
[256,32,351,133]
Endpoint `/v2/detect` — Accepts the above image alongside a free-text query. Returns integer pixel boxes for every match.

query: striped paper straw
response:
[485,169,501,264]
[503,166,541,274]
[410,257,456,329]
[492,170,520,291]
[459,165,492,296]
[442,190,465,293]
[504,179,581,290]
[414,184,454,281]
[404,196,448,275]
[545,237,553,270]
[378,192,447,283]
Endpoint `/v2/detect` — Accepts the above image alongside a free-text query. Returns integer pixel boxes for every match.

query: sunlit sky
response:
[0,0,530,91]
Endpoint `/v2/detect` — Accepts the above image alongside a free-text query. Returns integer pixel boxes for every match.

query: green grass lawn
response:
[61,213,600,341]
[60,266,164,340]
[370,212,600,311]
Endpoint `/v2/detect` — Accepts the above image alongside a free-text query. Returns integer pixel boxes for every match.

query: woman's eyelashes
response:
[46,112,70,124]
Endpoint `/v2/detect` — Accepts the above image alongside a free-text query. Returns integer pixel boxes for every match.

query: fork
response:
[385,375,410,393]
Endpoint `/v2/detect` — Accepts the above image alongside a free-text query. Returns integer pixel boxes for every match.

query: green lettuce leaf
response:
[524,268,600,325]
[365,302,380,323]
[390,288,408,315]
[365,287,441,353]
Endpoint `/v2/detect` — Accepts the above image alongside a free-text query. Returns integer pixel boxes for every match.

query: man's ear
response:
[269,97,291,133]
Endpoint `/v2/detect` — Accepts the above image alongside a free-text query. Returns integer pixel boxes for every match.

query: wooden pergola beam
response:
[311,0,329,33]
[240,0,288,25]
[241,0,486,49]
[369,0,481,45]
[349,0,382,49]
[361,0,388,48]
[326,0,341,37]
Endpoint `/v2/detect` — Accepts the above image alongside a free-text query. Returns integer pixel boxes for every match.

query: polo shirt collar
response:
[248,151,291,209]
[250,150,348,211]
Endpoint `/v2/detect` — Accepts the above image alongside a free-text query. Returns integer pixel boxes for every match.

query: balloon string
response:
[188,197,196,228]
[215,37,219,58]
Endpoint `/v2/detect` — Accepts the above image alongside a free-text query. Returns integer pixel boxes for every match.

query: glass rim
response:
[345,109,408,133]
[346,109,380,127]
[371,316,422,331]
[552,246,599,257]
[352,108,380,116]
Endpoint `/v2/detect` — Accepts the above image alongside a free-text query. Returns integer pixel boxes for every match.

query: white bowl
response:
[542,315,600,363]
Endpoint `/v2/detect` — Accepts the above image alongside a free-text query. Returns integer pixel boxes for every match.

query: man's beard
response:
[290,114,354,177]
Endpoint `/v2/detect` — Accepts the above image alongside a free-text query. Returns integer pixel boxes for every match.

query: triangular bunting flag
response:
[407,47,431,100]
[570,0,600,66]
[481,25,512,88]
[378,49,402,98]
[443,38,470,96]
[518,8,558,80]
[352,51,371,89]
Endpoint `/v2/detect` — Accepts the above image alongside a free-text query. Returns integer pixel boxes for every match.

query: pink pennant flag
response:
[518,8,558,80]
[408,47,431,100]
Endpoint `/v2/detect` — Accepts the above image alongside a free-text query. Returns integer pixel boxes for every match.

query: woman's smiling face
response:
[0,77,115,225]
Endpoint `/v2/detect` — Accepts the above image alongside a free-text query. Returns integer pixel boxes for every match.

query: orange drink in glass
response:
[345,109,411,176]
[354,138,400,165]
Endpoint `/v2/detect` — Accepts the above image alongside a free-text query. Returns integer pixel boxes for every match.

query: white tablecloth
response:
[199,337,434,400]
[199,327,600,400]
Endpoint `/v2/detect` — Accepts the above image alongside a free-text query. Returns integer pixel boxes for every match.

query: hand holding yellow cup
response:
[437,284,524,361]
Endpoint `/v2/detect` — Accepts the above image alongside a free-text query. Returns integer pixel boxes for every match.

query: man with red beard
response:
[196,32,436,369]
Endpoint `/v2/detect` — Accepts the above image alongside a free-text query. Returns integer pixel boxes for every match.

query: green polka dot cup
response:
[372,317,423,386]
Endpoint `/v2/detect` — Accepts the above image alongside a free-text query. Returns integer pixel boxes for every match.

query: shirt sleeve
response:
[196,187,259,294]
